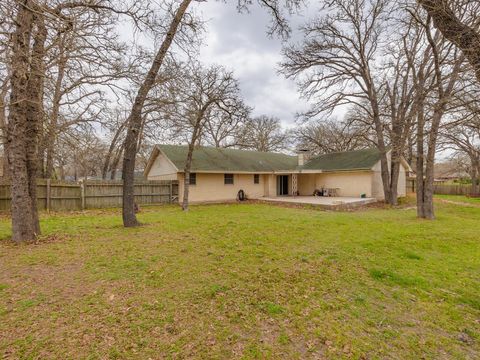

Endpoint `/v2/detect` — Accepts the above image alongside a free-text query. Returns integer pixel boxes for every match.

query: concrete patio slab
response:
[259,196,377,209]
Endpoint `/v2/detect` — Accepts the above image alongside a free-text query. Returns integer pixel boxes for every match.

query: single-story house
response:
[144,145,410,203]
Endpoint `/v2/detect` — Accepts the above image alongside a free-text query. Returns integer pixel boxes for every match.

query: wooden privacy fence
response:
[0,180,179,212]
[432,184,474,196]
[406,179,474,196]
[406,179,416,193]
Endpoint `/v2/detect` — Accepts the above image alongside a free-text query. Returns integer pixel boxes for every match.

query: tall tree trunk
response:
[386,90,414,206]
[389,157,401,206]
[182,142,196,212]
[369,94,392,204]
[407,134,414,168]
[471,159,479,195]
[411,46,430,218]
[122,0,192,227]
[182,122,204,212]
[423,120,440,219]
[73,156,78,181]
[378,150,393,204]
[44,133,56,179]
[419,83,461,219]
[25,12,47,235]
[471,174,478,196]
[7,1,37,243]
[102,122,125,179]
[37,134,46,178]
[110,147,123,180]
[415,107,426,219]
[416,25,464,220]
[59,164,65,181]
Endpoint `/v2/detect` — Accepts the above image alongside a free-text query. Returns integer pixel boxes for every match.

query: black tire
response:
[237,190,246,201]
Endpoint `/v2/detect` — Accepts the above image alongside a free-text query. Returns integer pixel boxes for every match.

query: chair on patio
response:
[324,188,339,197]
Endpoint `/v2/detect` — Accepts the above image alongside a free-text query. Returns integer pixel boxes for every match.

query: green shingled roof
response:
[302,148,382,171]
[158,144,298,172]
[156,145,382,173]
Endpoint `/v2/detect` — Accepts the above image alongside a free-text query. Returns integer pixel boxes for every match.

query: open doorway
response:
[277,175,289,196]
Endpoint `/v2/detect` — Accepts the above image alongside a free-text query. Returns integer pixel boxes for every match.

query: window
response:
[188,173,196,185]
[254,174,260,184]
[224,173,234,185]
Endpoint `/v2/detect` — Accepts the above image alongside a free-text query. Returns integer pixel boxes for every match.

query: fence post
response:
[46,179,51,212]
[80,180,86,210]
[0,179,175,212]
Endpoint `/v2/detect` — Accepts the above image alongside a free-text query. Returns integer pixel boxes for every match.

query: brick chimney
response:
[297,149,311,166]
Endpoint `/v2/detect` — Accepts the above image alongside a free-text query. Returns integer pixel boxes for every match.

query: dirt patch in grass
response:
[436,198,480,208]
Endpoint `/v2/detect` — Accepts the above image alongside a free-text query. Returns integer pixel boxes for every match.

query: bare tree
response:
[236,115,289,152]
[281,0,407,205]
[161,64,248,211]
[411,12,466,219]
[101,108,129,179]
[121,0,195,226]
[2,0,151,242]
[294,118,369,155]
[6,0,47,242]
[442,107,480,195]
[281,0,470,216]
[38,7,130,179]
[203,110,249,148]
[448,130,480,195]
[62,129,109,180]
[121,0,304,226]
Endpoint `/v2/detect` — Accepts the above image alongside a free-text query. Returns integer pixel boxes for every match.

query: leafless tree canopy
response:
[154,63,250,210]
[281,0,474,218]
[235,116,289,153]
[281,0,408,205]
[294,118,370,155]
[440,89,480,195]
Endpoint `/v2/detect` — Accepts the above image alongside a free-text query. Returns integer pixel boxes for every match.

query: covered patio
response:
[259,195,376,209]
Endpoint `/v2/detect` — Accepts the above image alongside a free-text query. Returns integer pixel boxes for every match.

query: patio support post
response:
[292,174,298,197]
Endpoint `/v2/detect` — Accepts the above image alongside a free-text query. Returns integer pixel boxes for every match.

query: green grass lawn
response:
[0,202,479,359]
[436,194,480,205]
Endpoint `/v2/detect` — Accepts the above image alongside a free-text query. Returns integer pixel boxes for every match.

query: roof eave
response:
[145,145,180,176]
[143,146,160,177]
[297,169,322,174]
[320,168,372,173]
[177,170,275,174]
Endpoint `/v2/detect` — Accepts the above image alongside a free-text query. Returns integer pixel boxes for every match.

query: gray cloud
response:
[118,1,318,127]
[195,1,314,127]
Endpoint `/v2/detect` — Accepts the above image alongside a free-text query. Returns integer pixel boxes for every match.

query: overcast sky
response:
[119,1,321,128]
[192,1,314,128]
